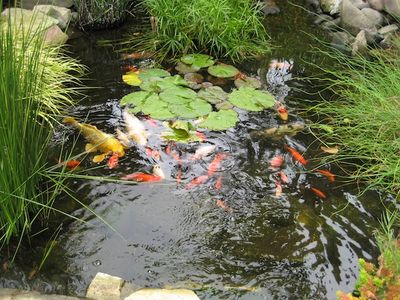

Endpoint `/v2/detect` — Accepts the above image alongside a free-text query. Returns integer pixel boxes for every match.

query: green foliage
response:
[0,8,84,245]
[73,0,131,29]
[199,109,239,131]
[181,54,214,68]
[208,64,239,78]
[309,39,400,197]
[161,120,202,143]
[229,87,275,111]
[131,0,270,61]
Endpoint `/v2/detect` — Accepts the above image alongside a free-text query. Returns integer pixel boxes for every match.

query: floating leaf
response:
[149,107,175,120]
[181,54,214,68]
[234,76,262,89]
[208,64,239,78]
[184,73,204,84]
[161,120,202,143]
[175,61,200,74]
[140,77,164,93]
[122,71,141,86]
[163,86,197,99]
[321,146,339,154]
[169,99,212,119]
[197,86,227,104]
[215,101,234,110]
[199,109,239,131]
[159,75,188,87]
[159,91,192,104]
[229,87,275,111]
[141,94,168,115]
[120,91,151,107]
[139,68,170,81]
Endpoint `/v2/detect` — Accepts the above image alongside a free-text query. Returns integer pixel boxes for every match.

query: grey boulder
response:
[383,0,400,17]
[33,5,72,29]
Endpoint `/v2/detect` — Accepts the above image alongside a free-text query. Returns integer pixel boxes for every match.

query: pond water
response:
[0,1,391,299]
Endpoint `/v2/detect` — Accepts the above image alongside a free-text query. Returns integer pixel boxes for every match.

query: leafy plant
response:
[228,87,275,111]
[129,0,270,61]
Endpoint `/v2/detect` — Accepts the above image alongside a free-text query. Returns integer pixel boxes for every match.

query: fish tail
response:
[63,117,77,125]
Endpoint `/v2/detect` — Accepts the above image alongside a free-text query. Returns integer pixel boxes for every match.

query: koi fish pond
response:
[0,2,394,299]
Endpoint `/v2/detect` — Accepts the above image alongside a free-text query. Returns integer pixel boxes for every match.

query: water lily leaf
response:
[159,91,192,104]
[122,71,141,86]
[120,91,151,107]
[208,64,239,78]
[149,106,175,120]
[234,76,262,89]
[215,101,234,110]
[197,86,228,104]
[139,68,170,81]
[163,86,197,99]
[184,73,204,84]
[160,75,189,87]
[175,61,200,74]
[141,94,168,115]
[169,99,212,119]
[181,54,214,68]
[161,121,202,143]
[140,77,164,93]
[199,109,239,131]
[229,87,275,111]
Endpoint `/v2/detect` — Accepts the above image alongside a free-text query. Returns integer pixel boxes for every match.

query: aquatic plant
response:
[130,0,270,61]
[309,40,400,198]
[0,8,83,245]
[74,0,132,30]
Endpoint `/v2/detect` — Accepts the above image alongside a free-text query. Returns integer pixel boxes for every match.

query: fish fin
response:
[85,143,97,153]
[93,154,107,163]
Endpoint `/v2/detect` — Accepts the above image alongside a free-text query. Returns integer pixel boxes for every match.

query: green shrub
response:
[132,0,270,61]
[310,41,400,198]
[0,5,83,244]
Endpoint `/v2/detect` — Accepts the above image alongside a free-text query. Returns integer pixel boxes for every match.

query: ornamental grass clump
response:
[133,0,270,61]
[0,8,83,245]
[310,40,400,198]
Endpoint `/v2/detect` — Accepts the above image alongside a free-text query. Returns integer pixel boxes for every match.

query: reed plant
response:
[0,5,84,245]
[309,41,400,198]
[131,0,270,61]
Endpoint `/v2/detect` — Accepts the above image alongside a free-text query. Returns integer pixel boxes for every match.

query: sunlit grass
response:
[130,0,270,61]
[309,40,400,198]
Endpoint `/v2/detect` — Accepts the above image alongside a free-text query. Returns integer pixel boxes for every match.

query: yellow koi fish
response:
[64,117,125,163]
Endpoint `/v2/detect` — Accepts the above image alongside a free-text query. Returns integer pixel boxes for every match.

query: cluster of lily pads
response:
[120,54,276,134]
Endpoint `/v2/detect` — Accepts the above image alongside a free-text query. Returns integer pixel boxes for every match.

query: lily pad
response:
[215,101,234,110]
[229,87,275,111]
[234,76,262,89]
[149,106,175,120]
[184,73,204,84]
[141,94,168,115]
[139,68,171,81]
[197,86,227,104]
[169,98,212,119]
[175,62,200,74]
[120,91,151,107]
[161,121,202,143]
[163,86,197,99]
[122,71,141,86]
[208,64,239,78]
[159,91,192,104]
[181,54,215,68]
[199,109,239,131]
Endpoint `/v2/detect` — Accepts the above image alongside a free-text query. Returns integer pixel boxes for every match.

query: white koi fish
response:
[123,109,147,146]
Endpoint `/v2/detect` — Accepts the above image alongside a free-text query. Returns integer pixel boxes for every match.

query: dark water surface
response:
[0,1,389,299]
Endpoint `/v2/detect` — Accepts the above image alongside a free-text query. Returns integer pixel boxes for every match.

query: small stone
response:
[378,23,399,35]
[361,8,384,26]
[321,0,342,14]
[124,288,201,300]
[364,28,384,43]
[86,272,125,300]
[368,0,384,10]
[352,30,368,55]
[44,24,68,46]
[350,0,370,9]
[314,14,334,25]
[33,5,72,30]
[331,31,355,53]
[383,0,400,18]
[262,0,280,15]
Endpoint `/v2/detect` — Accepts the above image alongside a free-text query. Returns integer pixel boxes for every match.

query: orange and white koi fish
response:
[275,181,282,197]
[145,147,161,160]
[316,169,335,182]
[123,110,147,146]
[207,153,228,177]
[195,131,206,142]
[279,171,288,184]
[311,187,326,199]
[122,164,165,182]
[286,145,307,166]
[185,175,209,189]
[121,65,139,72]
[191,145,216,161]
[277,105,288,121]
[145,117,158,128]
[107,152,119,169]
[215,176,223,190]
[216,199,233,213]
[270,155,284,168]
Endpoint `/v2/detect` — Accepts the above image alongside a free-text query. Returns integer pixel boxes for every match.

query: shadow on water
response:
[0,1,390,299]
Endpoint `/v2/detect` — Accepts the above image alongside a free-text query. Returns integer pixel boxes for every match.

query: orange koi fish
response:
[215,176,223,190]
[270,155,284,168]
[107,152,119,169]
[121,65,138,72]
[61,160,81,170]
[190,145,216,161]
[277,105,288,121]
[279,171,288,184]
[286,146,307,166]
[122,173,162,182]
[145,147,161,160]
[234,72,247,80]
[275,181,282,197]
[216,199,233,213]
[185,175,209,189]
[316,169,335,182]
[311,187,326,199]
[207,153,228,177]
[176,167,182,185]
[195,131,206,142]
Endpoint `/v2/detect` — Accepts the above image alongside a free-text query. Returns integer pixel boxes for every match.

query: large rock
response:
[321,0,342,14]
[383,0,400,17]
[331,30,355,53]
[1,7,58,33]
[341,0,383,35]
[352,30,368,55]
[33,5,71,29]
[19,0,74,9]
[368,0,384,10]
[86,272,125,300]
[43,24,68,45]
[124,289,201,300]
[350,0,370,9]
